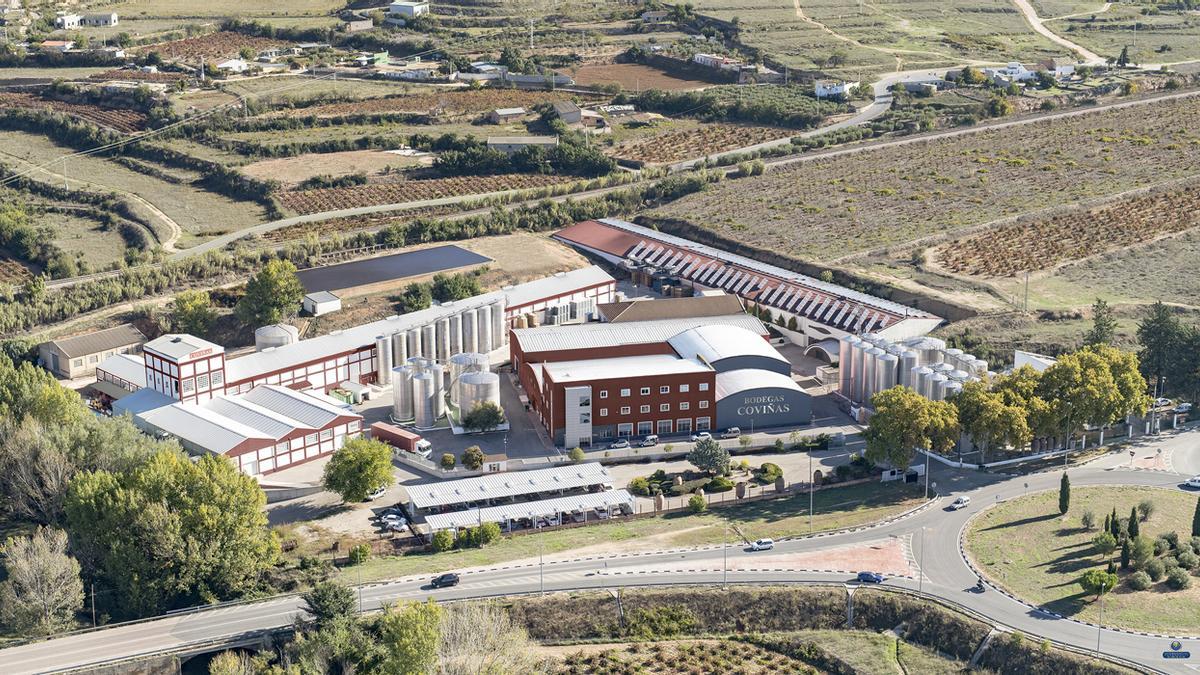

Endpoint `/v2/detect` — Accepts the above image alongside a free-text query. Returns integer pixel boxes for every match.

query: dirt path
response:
[1010,0,1106,64]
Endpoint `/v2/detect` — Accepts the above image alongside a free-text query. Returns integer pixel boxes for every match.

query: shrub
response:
[462,445,485,470]
[431,530,454,552]
[629,476,652,496]
[1165,531,1180,549]
[1191,536,1200,554]
[688,494,707,513]
[773,438,786,453]
[1167,567,1192,590]
[1080,510,1095,530]
[1147,559,1166,581]
[568,446,586,463]
[624,605,700,639]
[706,476,734,493]
[348,543,370,565]
[478,522,501,546]
[757,462,783,483]
[1126,571,1152,591]
[1164,556,1181,573]
[1137,499,1155,522]
[1155,536,1172,556]
[1178,550,1199,570]
[440,453,457,470]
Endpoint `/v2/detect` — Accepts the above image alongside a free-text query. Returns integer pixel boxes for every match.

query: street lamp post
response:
[539,539,544,595]
[808,448,814,534]
[924,445,930,500]
[1096,589,1106,654]
[723,519,728,589]
[918,527,925,594]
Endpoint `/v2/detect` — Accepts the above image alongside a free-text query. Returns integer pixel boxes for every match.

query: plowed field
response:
[277,174,572,214]
[139,32,287,61]
[0,92,146,133]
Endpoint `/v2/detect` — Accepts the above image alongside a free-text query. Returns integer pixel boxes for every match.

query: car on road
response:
[639,434,659,447]
[430,573,460,588]
[1186,476,1200,489]
[720,427,742,439]
[365,485,387,501]
[748,538,774,551]
[1174,402,1192,414]
[690,431,713,442]
[856,571,885,584]
[949,496,971,510]
[608,439,631,450]
[1154,397,1173,409]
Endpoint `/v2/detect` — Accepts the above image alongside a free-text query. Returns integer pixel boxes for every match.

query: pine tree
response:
[1059,473,1070,514]
[1127,506,1139,539]
[1084,299,1117,346]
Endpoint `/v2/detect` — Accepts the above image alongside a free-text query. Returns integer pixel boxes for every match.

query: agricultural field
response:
[276,173,573,214]
[0,67,110,83]
[47,212,137,271]
[219,120,527,151]
[689,0,1068,79]
[88,69,189,84]
[290,88,604,119]
[86,0,344,21]
[0,92,147,133]
[240,150,434,187]
[136,31,290,62]
[221,76,415,106]
[1047,4,1200,64]
[563,62,711,91]
[609,123,793,164]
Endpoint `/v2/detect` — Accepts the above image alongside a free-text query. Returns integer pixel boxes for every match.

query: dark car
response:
[430,573,460,588]
[856,571,885,584]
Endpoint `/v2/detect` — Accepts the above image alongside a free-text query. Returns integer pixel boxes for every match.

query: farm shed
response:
[40,323,146,380]
[303,291,342,317]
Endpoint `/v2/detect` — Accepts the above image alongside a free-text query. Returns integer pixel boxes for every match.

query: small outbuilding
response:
[39,323,146,379]
[303,291,342,317]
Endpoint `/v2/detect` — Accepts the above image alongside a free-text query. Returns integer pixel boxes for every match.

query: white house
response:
[303,291,342,317]
[387,1,429,24]
[82,12,118,27]
[693,53,739,70]
[1038,58,1076,80]
[814,79,859,98]
[985,62,1037,84]
[53,13,81,29]
[215,58,249,74]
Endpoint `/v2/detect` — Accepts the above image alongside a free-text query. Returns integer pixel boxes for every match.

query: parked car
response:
[639,434,659,447]
[720,427,742,439]
[365,485,387,501]
[1186,476,1200,489]
[690,431,713,442]
[609,439,631,450]
[1154,397,1174,409]
[430,572,460,588]
[856,571,885,584]
[748,538,774,551]
[1174,403,1192,414]
[386,521,407,532]
[381,514,406,526]
[949,496,971,510]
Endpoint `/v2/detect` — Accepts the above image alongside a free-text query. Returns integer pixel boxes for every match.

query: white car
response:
[748,538,774,551]
[690,431,713,442]
[365,485,387,501]
[1154,397,1174,409]
[381,513,406,525]
[1186,476,1200,489]
[1174,403,1193,414]
[949,496,971,510]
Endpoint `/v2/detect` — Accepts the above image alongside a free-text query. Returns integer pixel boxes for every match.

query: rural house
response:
[552,101,582,124]
[488,107,527,124]
[39,324,147,380]
[53,12,80,29]
[82,12,118,27]
[486,136,559,156]
[641,10,669,23]
[40,39,75,53]
[387,0,429,24]
[814,80,859,98]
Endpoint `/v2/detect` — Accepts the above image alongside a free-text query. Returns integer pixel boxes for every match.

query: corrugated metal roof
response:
[241,385,344,429]
[714,369,802,400]
[409,462,612,510]
[424,489,634,530]
[667,325,789,367]
[97,353,146,387]
[512,314,766,354]
[596,294,744,323]
[48,324,145,358]
[144,334,224,361]
[503,266,613,310]
[140,404,269,455]
[543,354,710,383]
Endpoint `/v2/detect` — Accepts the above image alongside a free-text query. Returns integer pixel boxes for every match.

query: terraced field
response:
[0,92,147,133]
[610,123,793,164]
[291,89,602,118]
[277,174,573,214]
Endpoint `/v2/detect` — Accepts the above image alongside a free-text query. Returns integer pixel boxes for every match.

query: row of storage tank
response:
[838,334,992,406]
[372,298,507,387]
[390,352,500,429]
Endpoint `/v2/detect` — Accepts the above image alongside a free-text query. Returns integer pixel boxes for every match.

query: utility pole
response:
[1024,270,1029,312]
[90,584,96,628]
[539,539,544,595]
[924,446,930,499]
[808,448,814,533]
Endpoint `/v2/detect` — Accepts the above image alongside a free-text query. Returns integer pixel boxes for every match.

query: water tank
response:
[448,313,463,355]
[914,366,934,399]
[459,370,500,416]
[421,324,436,360]
[970,358,989,377]
[375,335,392,386]
[863,347,884,404]
[929,373,949,401]
[461,310,478,353]
[876,352,898,394]
[903,337,946,367]
[391,331,407,365]
[391,365,414,422]
[838,335,861,396]
[491,298,507,347]
[254,324,299,352]
[899,350,919,389]
[435,318,451,362]
[406,328,421,362]
[412,370,436,429]
[949,369,970,383]
[851,340,868,403]
[476,305,493,353]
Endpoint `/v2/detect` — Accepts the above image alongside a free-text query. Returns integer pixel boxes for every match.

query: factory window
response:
[680,402,690,411]
[620,388,630,397]
[320,428,333,441]
[659,403,670,412]
[620,406,630,415]
[699,382,710,392]
[305,433,318,446]
[211,371,224,387]
[657,420,672,435]
[73,358,83,368]
[676,419,692,433]
[696,417,711,431]
[679,384,689,393]
[181,378,195,393]
[637,421,653,436]
[599,408,608,417]
[596,428,613,438]
[599,390,608,399]
[640,405,650,414]
[348,420,360,432]
[617,423,633,437]
[197,373,210,390]
[640,387,650,396]
[659,385,670,394]
[580,413,590,424]
[699,400,709,409]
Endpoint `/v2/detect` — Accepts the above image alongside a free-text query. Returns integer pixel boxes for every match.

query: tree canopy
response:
[863,386,959,470]
[462,400,505,433]
[235,259,304,327]
[322,438,394,503]
[687,438,731,475]
[171,289,216,336]
[1084,298,1117,346]
[0,527,84,636]
[950,379,1030,463]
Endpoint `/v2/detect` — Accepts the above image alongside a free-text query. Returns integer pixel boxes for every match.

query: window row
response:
[600,400,706,417]
[598,382,707,399]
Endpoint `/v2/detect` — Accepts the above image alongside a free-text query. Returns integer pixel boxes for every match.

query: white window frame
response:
[699,400,710,409]
[696,417,711,431]
[640,387,650,396]
[620,388,631,397]
[679,384,689,393]
[640,404,650,414]
[699,382,710,391]
[620,406,631,415]
[659,385,670,394]
[660,403,670,412]
[599,408,608,417]
[680,401,690,411]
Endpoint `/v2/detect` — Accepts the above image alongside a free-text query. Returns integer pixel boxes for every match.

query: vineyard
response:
[0,92,146,133]
[260,205,458,243]
[138,32,288,61]
[556,640,813,675]
[88,69,189,84]
[277,174,572,214]
[649,95,1200,261]
[934,182,1200,278]
[291,89,602,118]
[609,124,792,164]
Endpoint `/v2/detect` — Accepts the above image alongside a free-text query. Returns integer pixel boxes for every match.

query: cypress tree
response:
[1120,538,1131,570]
[1104,512,1111,534]
[1110,508,1121,539]
[1059,473,1070,514]
[1128,506,1140,539]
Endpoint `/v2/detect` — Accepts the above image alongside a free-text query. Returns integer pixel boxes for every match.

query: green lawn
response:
[966,485,1200,633]
[347,481,927,582]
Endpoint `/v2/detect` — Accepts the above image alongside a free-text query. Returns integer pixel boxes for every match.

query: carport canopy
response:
[423,489,634,531]
[804,339,840,364]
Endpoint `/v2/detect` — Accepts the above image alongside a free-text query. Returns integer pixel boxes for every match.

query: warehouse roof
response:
[423,489,634,531]
[144,334,224,361]
[715,369,802,400]
[97,353,146,387]
[305,291,340,304]
[47,324,145,358]
[543,354,710,383]
[597,294,744,323]
[112,387,174,417]
[512,314,766,354]
[667,324,788,368]
[503,266,613,310]
[408,462,612,510]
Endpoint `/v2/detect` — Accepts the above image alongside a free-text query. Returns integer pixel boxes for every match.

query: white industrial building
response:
[303,291,342,316]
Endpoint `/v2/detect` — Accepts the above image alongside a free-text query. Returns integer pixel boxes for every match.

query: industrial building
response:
[838,333,992,410]
[553,219,942,352]
[39,324,146,380]
[512,315,810,447]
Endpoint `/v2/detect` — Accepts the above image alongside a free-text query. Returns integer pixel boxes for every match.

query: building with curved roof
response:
[667,324,790,376]
[715,369,809,430]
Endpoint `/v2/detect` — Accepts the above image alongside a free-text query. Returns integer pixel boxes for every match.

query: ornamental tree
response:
[863,386,960,470]
[322,438,394,503]
[687,438,730,476]
[1079,569,1118,601]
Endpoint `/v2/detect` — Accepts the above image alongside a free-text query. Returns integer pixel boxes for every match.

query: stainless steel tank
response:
[491,298,506,347]
[448,313,462,355]
[943,381,963,400]
[428,362,445,420]
[949,369,970,383]
[876,352,898,395]
[459,370,500,416]
[375,335,392,386]
[971,358,989,377]
[391,331,407,365]
[461,310,478,353]
[932,362,955,376]
[447,352,480,406]
[914,366,934,399]
[929,373,949,401]
[903,336,947,367]
[412,370,436,429]
[435,318,451,362]
[391,365,414,422]
[475,305,493,353]
[254,324,298,352]
[421,324,436,361]
[406,328,421,363]
[852,340,868,403]
[838,335,861,396]
[899,350,919,389]
[863,347,884,403]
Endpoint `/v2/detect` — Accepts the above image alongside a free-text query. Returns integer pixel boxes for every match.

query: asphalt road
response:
[6,426,1200,673]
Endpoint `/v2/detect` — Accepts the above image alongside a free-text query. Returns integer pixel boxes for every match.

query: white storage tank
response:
[405,328,421,362]
[899,350,919,389]
[838,335,861,395]
[929,373,949,401]
[391,365,414,422]
[932,362,955,376]
[949,369,970,383]
[447,352,487,405]
[904,337,946,367]
[476,305,493,353]
[876,352,898,394]
[421,324,436,360]
[852,340,868,403]
[412,370,437,429]
[375,335,392,386]
[943,381,963,400]
[491,298,507,347]
[391,331,407,365]
[254,324,299,352]
[461,310,478,353]
[435,318,451,362]
[970,358,989,377]
[428,362,445,420]
[448,313,463,355]
[459,370,500,416]
[863,347,884,403]
[914,366,934,399]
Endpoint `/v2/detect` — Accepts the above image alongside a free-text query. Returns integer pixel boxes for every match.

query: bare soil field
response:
[276,173,573,214]
[0,253,32,284]
[239,150,433,186]
[565,62,710,91]
[610,123,792,164]
[138,31,289,61]
[0,92,146,133]
[292,89,603,118]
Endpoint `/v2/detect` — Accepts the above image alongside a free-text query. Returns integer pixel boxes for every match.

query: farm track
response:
[1010,0,1106,64]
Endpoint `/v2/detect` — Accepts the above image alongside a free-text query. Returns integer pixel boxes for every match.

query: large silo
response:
[491,298,507,347]
[391,365,414,422]
[459,370,500,416]
[929,373,949,401]
[932,362,954,377]
[406,328,421,363]
[375,335,392,386]
[448,352,475,406]
[412,370,436,429]
[461,310,478,354]
[391,331,407,365]
[904,336,946,367]
[435,318,451,362]
[914,366,934,399]
[899,350,919,389]
[969,358,989,377]
[851,340,868,403]
[949,369,970,383]
[428,362,445,420]
[863,347,884,403]
[254,324,299,352]
[943,381,963,401]
[476,305,494,353]
[876,352,898,395]
[421,324,436,360]
[448,313,463,355]
[838,335,861,396]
